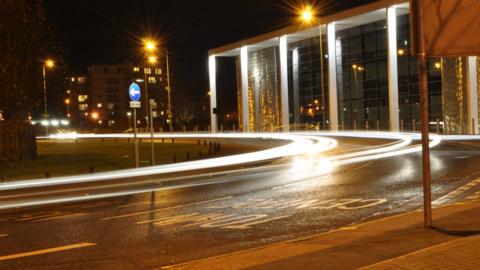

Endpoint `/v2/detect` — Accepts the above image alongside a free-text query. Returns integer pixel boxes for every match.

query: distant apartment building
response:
[67,64,169,131]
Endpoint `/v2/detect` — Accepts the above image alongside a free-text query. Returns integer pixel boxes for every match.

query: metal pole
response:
[416,0,432,228]
[133,108,139,168]
[166,48,173,133]
[144,70,149,126]
[150,101,155,166]
[319,25,326,130]
[42,64,49,136]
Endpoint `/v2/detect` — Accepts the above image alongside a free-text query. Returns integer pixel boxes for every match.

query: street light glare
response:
[148,55,157,64]
[45,59,55,68]
[300,6,314,23]
[144,39,157,52]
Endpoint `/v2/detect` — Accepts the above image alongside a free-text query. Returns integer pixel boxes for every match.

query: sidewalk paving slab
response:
[162,201,480,270]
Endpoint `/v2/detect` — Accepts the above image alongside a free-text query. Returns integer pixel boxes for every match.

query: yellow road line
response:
[0,242,96,262]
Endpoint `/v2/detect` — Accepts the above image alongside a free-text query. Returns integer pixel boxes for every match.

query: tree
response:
[0,0,65,162]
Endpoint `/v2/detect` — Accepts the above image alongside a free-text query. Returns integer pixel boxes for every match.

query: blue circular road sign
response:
[129,83,141,101]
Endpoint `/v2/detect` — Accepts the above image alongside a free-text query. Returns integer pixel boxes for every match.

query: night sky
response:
[44,0,373,115]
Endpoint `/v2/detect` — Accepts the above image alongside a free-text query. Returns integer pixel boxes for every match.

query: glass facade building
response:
[209,1,479,135]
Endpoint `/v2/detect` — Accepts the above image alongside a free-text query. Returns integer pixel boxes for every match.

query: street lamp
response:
[42,59,55,135]
[299,5,327,130]
[65,98,70,118]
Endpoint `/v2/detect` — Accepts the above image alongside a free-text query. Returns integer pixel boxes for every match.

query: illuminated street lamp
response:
[42,59,55,135]
[65,98,70,118]
[299,5,327,130]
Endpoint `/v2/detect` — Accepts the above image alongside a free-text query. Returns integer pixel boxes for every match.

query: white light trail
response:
[0,133,337,191]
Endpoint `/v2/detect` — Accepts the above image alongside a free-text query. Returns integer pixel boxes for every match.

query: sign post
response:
[410,0,480,227]
[149,99,157,166]
[129,82,141,168]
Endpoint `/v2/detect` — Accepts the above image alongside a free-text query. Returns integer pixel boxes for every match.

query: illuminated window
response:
[148,77,156,84]
[71,77,75,82]
[97,103,102,108]
[107,102,115,110]
[79,104,88,111]
[155,68,162,75]
[144,68,151,74]
[133,67,140,72]
[77,77,86,84]
[78,95,88,102]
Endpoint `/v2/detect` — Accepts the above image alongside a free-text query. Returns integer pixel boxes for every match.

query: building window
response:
[133,67,140,72]
[78,95,88,102]
[107,102,115,110]
[148,77,156,84]
[77,77,86,84]
[79,104,88,111]
[97,103,102,108]
[155,68,162,75]
[144,68,152,74]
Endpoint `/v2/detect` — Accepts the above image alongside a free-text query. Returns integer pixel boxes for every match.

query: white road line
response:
[35,212,88,222]
[103,196,232,221]
[0,242,96,262]
[433,178,480,206]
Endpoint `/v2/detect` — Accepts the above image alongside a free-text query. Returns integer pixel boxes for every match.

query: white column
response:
[240,46,250,132]
[279,36,290,132]
[327,23,339,131]
[387,7,400,132]
[208,55,218,133]
[467,56,478,134]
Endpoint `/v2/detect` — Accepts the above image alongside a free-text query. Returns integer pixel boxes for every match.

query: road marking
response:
[0,242,96,262]
[0,234,7,238]
[35,212,88,222]
[433,177,480,206]
[136,212,290,230]
[210,198,388,211]
[103,196,232,221]
[15,212,63,221]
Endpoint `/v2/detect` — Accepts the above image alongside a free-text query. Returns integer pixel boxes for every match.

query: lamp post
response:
[65,98,70,118]
[300,6,327,130]
[42,59,54,136]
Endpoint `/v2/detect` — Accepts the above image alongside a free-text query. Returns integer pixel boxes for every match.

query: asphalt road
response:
[1,136,480,269]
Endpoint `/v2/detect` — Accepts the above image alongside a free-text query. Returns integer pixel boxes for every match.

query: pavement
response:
[165,200,480,270]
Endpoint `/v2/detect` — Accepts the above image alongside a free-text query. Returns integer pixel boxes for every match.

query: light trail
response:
[0,133,337,192]
[0,132,445,210]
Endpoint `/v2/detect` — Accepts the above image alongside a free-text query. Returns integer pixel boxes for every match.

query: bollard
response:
[183,126,186,133]
[365,120,369,131]
[412,118,416,132]
[400,119,404,131]
[436,118,440,134]
[162,138,164,143]
[341,121,345,131]
[197,139,200,145]
[114,138,118,142]
[353,121,357,131]
[204,140,207,147]
[45,172,50,178]
[173,154,177,163]
[195,125,198,132]
[233,124,236,131]
[472,118,476,135]
[220,125,223,132]
[139,138,143,143]
[186,152,190,160]
[89,166,94,173]
[209,141,212,148]
[376,120,380,131]
[208,148,212,156]
[198,151,202,158]
[1,176,4,182]
[102,138,105,142]
[216,143,221,152]
[172,138,175,144]
[128,137,130,143]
